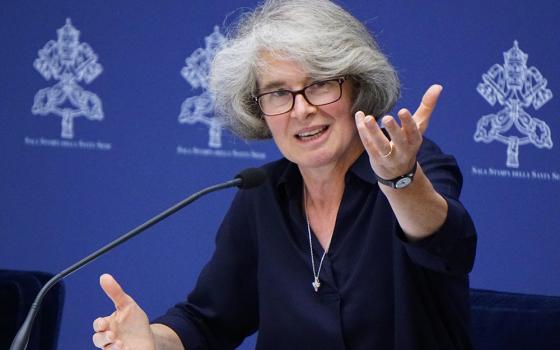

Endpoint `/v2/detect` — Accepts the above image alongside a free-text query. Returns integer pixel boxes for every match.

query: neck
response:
[299,145,363,209]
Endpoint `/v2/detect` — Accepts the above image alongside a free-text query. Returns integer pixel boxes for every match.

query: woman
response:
[93,0,477,349]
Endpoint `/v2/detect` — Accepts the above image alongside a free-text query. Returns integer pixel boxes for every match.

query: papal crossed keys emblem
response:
[178,26,226,148]
[474,40,553,168]
[32,18,104,139]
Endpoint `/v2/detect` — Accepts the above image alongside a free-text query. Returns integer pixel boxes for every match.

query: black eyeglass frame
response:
[253,77,346,117]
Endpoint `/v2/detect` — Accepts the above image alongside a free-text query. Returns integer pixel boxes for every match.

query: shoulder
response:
[417,137,463,197]
[260,157,292,184]
[418,137,444,157]
[417,137,459,169]
[221,158,291,235]
[233,157,291,203]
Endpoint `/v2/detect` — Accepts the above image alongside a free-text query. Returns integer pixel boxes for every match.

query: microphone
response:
[9,168,267,350]
[235,167,267,189]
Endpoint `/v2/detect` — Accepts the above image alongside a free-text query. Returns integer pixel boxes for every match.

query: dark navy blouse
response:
[154,138,477,349]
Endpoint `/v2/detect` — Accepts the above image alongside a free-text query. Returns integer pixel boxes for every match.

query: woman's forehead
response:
[255,51,311,89]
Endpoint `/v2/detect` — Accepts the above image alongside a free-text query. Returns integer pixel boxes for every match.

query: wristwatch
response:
[376,162,418,189]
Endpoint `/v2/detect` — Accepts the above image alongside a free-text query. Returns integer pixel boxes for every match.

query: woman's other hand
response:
[92,274,156,350]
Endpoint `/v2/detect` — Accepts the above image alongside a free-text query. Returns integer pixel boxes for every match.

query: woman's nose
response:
[290,93,316,119]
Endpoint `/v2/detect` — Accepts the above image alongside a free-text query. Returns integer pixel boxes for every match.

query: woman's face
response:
[256,54,364,172]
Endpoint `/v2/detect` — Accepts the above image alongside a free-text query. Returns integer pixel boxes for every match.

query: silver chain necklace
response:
[303,185,328,292]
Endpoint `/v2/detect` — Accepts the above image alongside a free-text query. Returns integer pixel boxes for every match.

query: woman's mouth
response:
[295,126,329,141]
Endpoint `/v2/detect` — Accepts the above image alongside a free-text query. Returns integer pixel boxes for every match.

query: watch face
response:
[395,177,412,189]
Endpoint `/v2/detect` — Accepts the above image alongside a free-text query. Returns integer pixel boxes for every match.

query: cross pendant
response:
[312,277,321,292]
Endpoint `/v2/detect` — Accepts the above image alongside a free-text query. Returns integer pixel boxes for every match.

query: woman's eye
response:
[271,90,289,97]
[308,81,329,91]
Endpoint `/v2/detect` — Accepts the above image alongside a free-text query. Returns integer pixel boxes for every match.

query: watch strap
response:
[376,161,418,189]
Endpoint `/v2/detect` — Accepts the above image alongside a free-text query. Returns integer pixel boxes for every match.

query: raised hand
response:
[92,274,156,350]
[355,84,443,180]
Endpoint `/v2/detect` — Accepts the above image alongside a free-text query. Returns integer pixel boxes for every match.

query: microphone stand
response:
[10,178,243,350]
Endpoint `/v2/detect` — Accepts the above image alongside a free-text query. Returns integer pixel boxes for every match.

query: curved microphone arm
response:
[10,176,249,350]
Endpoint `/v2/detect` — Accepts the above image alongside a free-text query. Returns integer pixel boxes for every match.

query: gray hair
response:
[210,0,400,140]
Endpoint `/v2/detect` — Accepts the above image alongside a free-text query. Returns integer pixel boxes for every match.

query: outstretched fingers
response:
[380,115,396,140]
[413,84,443,134]
[354,84,443,181]
[355,111,393,158]
[398,108,422,145]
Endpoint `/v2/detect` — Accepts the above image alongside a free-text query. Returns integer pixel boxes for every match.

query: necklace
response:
[303,185,328,292]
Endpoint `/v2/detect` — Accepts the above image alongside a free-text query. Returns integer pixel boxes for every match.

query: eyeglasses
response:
[254,77,346,116]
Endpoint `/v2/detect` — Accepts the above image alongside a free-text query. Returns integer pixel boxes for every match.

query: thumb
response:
[100,273,134,310]
[414,84,443,134]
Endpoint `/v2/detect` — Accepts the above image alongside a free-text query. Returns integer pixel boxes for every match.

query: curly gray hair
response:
[210,0,399,140]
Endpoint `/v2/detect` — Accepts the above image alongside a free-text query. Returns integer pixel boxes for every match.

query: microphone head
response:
[235,168,267,189]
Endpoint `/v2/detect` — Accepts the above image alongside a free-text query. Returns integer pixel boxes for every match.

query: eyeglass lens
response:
[258,79,343,116]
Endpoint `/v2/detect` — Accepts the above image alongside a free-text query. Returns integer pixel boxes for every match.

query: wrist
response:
[150,324,184,350]
[376,161,418,189]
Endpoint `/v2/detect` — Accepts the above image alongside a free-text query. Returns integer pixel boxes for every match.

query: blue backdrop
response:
[1,1,559,349]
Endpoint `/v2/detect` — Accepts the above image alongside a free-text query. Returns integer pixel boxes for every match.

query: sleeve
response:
[396,138,477,275]
[152,189,259,350]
